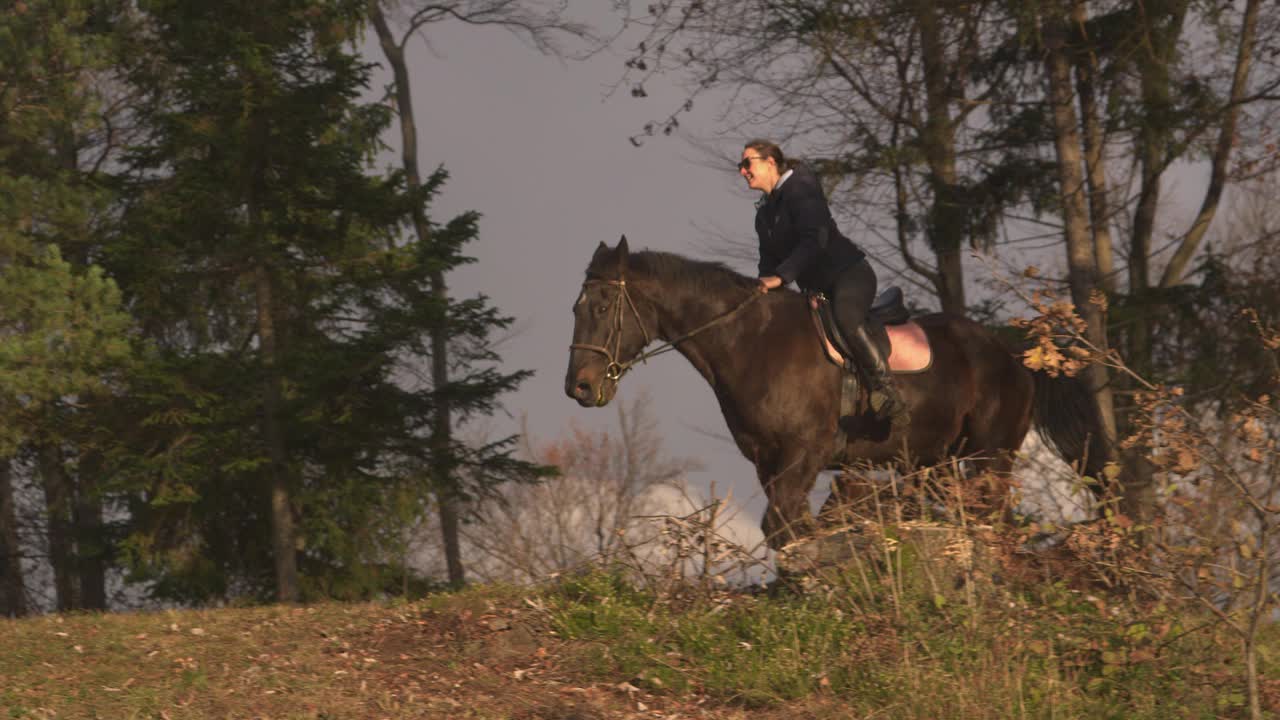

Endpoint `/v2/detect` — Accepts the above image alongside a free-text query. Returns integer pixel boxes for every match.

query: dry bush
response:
[460,391,770,589]
[1009,260,1280,718]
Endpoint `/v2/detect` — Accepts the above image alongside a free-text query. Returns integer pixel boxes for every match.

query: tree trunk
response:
[1243,508,1270,720]
[1159,0,1260,288]
[1123,0,1188,524]
[255,262,299,602]
[238,38,300,600]
[39,441,77,611]
[1128,71,1164,383]
[1069,1,1117,294]
[0,459,27,617]
[1043,15,1119,463]
[915,0,966,314]
[371,2,464,587]
[75,449,107,610]
[229,9,301,604]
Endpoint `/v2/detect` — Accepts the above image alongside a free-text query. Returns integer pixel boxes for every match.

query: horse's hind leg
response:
[969,452,1019,525]
[758,452,825,550]
[962,413,1032,524]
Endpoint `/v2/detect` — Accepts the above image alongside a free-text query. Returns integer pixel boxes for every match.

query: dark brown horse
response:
[565,238,1108,548]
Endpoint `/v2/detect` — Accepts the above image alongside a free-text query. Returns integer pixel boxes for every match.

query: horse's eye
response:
[594,304,608,316]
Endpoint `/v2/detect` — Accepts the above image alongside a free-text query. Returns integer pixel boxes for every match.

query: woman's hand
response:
[757,275,783,293]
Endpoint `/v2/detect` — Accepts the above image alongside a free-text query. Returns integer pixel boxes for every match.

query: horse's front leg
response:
[819,467,880,525]
[757,452,825,550]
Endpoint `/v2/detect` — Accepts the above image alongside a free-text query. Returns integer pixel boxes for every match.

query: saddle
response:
[808,287,932,375]
[809,287,932,461]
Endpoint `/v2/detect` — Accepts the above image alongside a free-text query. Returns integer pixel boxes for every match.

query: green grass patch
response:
[544,568,1275,718]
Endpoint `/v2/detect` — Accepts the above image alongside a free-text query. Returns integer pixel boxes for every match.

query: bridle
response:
[569,276,761,397]
[569,278,651,385]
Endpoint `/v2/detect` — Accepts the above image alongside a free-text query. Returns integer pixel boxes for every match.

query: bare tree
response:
[462,391,704,583]
[620,0,1042,314]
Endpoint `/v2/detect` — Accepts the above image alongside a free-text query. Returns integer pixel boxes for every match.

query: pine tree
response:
[103,0,542,602]
[0,0,135,614]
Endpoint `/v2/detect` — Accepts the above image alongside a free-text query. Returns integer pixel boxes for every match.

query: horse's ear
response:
[617,235,630,266]
[590,240,611,267]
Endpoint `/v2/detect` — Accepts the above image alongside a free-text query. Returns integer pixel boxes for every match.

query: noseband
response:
[569,277,761,391]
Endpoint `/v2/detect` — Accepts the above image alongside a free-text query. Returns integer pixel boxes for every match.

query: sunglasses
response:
[738,156,768,171]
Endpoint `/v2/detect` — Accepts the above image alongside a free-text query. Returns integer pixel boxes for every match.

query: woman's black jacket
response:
[754,164,865,294]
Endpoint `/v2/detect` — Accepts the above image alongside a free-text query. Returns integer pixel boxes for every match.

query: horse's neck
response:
[644,278,761,384]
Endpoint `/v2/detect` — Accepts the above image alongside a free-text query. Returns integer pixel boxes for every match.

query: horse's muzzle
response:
[565,367,614,407]
[566,368,596,406]
[568,380,596,406]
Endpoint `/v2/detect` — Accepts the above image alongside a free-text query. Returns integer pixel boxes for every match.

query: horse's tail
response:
[1031,371,1112,491]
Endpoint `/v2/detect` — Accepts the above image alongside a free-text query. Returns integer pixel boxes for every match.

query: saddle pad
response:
[885,322,931,373]
[808,303,932,373]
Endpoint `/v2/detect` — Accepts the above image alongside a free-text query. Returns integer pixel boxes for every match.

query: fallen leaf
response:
[1130,648,1156,663]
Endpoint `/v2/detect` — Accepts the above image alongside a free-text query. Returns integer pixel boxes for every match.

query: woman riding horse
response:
[740,139,908,428]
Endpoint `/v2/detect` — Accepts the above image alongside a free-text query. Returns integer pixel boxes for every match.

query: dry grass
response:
[0,586,854,720]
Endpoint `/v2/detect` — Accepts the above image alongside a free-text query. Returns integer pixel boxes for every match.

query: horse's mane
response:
[589,249,758,297]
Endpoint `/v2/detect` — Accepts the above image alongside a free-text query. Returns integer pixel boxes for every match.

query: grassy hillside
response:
[3,550,1278,719]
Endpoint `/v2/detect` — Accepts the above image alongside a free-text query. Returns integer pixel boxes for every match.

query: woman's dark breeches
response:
[829,258,877,342]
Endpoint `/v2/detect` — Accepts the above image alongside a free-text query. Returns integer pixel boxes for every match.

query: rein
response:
[569,278,761,387]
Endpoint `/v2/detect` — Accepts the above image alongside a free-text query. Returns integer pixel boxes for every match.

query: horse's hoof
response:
[776,527,873,576]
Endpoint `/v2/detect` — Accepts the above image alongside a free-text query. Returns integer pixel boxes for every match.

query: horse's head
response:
[565,236,656,407]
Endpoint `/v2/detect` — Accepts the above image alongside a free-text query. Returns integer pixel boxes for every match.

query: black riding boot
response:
[845,324,910,429]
